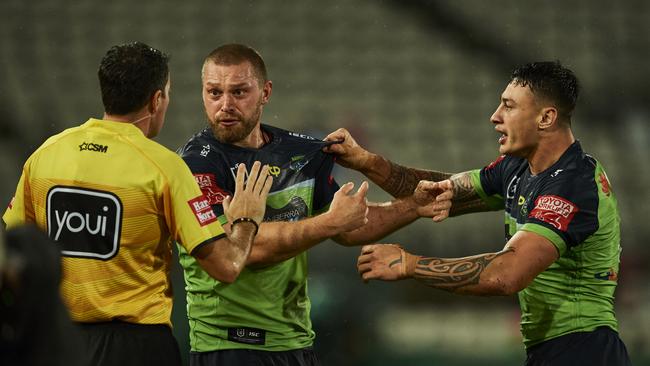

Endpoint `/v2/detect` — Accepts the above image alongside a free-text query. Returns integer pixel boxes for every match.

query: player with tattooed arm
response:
[324,61,630,366]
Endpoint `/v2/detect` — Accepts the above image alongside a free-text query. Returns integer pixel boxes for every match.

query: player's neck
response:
[232,125,269,149]
[527,130,575,175]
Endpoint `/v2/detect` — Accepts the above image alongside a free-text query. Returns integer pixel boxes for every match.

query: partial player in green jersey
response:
[326,61,631,366]
[177,44,451,366]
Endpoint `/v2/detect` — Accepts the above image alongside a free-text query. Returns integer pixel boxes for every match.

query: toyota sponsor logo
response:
[529,195,579,231]
[535,196,575,217]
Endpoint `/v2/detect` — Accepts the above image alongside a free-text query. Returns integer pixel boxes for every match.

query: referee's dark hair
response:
[98,42,169,115]
[511,61,580,124]
[203,44,267,86]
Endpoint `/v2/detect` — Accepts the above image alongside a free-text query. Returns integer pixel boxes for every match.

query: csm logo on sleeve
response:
[47,186,122,260]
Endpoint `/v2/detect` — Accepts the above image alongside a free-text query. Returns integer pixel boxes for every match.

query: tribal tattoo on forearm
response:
[382,160,452,198]
[449,172,476,202]
[449,172,491,216]
[413,249,513,293]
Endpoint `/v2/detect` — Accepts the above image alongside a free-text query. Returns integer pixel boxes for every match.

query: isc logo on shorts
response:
[46,186,122,260]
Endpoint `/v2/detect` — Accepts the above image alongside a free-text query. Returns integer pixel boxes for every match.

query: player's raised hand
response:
[413,179,453,222]
[322,128,371,171]
[223,161,273,225]
[357,244,416,282]
[323,181,370,233]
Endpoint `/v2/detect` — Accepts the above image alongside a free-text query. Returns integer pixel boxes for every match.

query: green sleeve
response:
[520,222,567,256]
[469,169,504,210]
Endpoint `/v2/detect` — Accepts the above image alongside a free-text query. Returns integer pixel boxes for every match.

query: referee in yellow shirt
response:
[3,42,272,366]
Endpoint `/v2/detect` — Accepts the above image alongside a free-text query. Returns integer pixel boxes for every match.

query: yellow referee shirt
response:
[3,118,225,326]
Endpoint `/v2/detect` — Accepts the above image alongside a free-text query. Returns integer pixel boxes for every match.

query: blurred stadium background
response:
[1,0,649,365]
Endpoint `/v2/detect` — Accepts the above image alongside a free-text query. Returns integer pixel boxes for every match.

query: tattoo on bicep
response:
[383,161,452,198]
[413,249,513,292]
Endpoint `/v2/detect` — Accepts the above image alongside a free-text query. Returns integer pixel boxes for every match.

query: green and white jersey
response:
[471,141,621,348]
[177,124,339,352]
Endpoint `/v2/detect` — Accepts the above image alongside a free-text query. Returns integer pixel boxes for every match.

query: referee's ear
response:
[149,89,163,114]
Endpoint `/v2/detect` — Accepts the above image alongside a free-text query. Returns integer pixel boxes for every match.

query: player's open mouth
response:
[498,133,507,145]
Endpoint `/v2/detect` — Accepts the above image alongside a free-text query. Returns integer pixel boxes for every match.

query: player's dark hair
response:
[98,42,169,115]
[511,61,580,122]
[203,44,267,85]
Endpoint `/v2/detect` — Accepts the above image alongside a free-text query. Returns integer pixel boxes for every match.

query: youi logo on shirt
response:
[46,186,122,260]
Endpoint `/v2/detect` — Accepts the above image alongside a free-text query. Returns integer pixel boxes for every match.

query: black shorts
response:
[524,326,631,366]
[77,321,181,366]
[190,347,319,366]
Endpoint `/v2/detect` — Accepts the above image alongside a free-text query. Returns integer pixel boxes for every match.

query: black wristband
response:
[231,217,259,235]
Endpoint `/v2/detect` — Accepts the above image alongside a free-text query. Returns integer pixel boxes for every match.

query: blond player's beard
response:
[208,103,263,144]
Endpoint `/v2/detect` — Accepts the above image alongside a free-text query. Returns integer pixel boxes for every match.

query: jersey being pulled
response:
[470,141,621,348]
[3,118,225,326]
[178,124,339,352]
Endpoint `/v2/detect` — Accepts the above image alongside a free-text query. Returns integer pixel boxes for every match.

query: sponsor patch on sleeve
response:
[528,195,579,231]
[188,195,218,226]
[193,173,230,205]
[599,172,611,196]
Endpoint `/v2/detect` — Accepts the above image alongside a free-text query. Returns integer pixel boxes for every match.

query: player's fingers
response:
[417,180,437,191]
[439,179,454,191]
[357,252,373,267]
[260,174,273,197]
[432,211,449,222]
[246,161,262,192]
[323,128,347,142]
[361,270,377,282]
[235,163,247,193]
[323,143,344,154]
[430,199,452,211]
[357,262,373,274]
[436,189,454,201]
[336,182,354,196]
[222,195,231,212]
[360,244,375,255]
[355,181,369,198]
[253,164,269,194]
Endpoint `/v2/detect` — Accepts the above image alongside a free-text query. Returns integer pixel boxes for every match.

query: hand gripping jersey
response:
[470,141,621,348]
[3,118,225,326]
[177,124,339,352]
